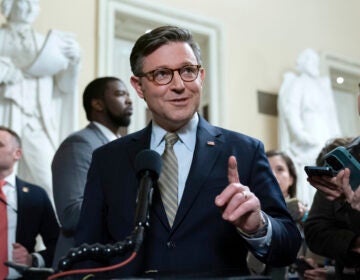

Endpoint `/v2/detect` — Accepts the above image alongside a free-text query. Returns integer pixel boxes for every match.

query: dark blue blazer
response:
[15,177,59,267]
[75,116,301,277]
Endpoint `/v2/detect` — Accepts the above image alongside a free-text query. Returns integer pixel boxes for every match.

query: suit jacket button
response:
[166,241,175,248]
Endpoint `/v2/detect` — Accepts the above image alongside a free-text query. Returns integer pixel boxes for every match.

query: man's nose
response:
[170,71,185,90]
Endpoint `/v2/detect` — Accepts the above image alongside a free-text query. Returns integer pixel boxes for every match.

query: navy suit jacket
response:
[15,177,59,267]
[75,116,301,278]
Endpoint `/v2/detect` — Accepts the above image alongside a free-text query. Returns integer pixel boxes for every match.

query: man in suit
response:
[0,126,59,279]
[75,26,301,278]
[51,77,133,268]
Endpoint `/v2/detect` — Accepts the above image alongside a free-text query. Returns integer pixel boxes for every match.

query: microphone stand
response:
[5,177,154,279]
[9,150,161,279]
[55,170,155,273]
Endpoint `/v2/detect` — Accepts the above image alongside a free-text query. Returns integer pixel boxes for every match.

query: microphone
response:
[133,150,162,250]
[134,149,162,226]
[57,150,162,271]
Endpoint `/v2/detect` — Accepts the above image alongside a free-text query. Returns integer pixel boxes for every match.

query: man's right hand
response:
[12,243,32,266]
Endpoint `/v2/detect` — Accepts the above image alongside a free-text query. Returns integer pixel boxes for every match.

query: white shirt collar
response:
[92,121,120,141]
[3,169,16,189]
[152,113,199,152]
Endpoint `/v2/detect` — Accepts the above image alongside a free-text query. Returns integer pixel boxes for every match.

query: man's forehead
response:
[0,131,10,142]
[142,42,197,68]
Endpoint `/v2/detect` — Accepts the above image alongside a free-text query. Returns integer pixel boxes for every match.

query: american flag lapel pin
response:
[207,141,215,146]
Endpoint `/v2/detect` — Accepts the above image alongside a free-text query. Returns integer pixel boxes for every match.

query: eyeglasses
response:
[137,65,201,85]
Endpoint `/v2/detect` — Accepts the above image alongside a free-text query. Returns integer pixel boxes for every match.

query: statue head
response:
[295,48,320,77]
[1,0,40,24]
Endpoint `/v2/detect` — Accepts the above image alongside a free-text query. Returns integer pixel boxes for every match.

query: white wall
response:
[1,0,359,149]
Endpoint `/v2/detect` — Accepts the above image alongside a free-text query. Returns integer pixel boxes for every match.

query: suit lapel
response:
[126,123,153,171]
[172,117,223,231]
[128,119,224,231]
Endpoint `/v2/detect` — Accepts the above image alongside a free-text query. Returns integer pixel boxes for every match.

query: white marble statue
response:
[0,0,81,199]
[278,48,341,206]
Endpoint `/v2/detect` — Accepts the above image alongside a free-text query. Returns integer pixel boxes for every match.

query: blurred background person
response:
[338,85,360,211]
[51,77,132,267]
[0,126,59,280]
[248,150,311,279]
[266,150,309,239]
[341,138,360,210]
[305,137,360,280]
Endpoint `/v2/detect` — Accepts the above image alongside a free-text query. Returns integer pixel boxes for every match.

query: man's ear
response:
[14,148,22,161]
[130,76,145,99]
[91,99,104,111]
[200,68,206,85]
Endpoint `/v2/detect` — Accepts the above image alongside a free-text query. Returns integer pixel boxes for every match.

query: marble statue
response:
[0,0,81,200]
[278,48,341,206]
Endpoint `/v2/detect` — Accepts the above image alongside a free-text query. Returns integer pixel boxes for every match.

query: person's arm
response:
[12,243,32,266]
[12,243,44,268]
[52,136,93,233]
[304,190,360,265]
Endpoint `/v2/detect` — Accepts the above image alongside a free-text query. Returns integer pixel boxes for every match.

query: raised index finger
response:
[228,155,240,184]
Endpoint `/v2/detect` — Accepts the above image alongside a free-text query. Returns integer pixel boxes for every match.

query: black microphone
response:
[133,149,162,250]
[134,149,162,227]
[57,150,162,271]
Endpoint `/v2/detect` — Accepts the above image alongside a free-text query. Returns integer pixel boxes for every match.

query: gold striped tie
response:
[158,132,179,227]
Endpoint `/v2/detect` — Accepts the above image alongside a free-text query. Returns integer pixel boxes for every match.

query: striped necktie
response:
[0,180,8,279]
[158,132,179,227]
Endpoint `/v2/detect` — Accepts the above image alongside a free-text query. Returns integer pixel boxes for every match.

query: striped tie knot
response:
[164,132,178,147]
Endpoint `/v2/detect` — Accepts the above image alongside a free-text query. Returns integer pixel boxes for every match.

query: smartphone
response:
[324,146,360,191]
[304,166,337,177]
